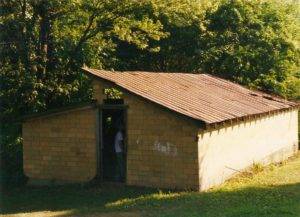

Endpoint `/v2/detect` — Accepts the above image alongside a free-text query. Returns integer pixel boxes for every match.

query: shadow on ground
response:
[1,183,300,217]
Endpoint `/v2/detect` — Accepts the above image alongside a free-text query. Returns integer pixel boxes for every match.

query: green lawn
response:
[1,153,300,217]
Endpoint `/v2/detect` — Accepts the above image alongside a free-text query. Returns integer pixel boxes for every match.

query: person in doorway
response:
[114,125,124,182]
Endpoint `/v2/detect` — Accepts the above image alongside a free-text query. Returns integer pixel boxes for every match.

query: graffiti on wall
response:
[153,140,178,156]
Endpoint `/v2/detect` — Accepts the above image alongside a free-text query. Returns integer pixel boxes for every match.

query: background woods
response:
[0,0,299,185]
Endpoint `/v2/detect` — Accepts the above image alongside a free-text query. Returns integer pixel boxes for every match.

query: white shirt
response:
[114,131,123,153]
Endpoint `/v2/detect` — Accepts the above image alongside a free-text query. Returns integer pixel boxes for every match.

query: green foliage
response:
[113,0,208,71]
[104,88,123,99]
[201,0,300,97]
[0,0,169,117]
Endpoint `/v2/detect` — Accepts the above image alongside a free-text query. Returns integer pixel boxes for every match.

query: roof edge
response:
[22,101,97,122]
[82,67,299,125]
[204,106,299,130]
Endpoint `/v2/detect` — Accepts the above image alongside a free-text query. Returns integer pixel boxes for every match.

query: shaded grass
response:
[1,153,300,217]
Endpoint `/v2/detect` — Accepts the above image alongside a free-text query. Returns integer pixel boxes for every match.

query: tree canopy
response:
[1,0,299,119]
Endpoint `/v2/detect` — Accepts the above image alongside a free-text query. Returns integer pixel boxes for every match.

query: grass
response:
[1,153,300,217]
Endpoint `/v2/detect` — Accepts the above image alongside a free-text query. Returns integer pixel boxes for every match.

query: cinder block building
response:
[22,67,299,191]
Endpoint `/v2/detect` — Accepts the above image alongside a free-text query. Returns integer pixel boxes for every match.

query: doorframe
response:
[97,104,128,182]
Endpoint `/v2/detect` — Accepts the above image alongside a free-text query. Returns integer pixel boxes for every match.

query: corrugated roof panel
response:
[83,67,298,124]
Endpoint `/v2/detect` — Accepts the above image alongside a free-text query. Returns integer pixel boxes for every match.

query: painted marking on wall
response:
[153,140,178,156]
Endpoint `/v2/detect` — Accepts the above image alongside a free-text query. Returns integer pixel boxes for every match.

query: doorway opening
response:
[101,106,126,182]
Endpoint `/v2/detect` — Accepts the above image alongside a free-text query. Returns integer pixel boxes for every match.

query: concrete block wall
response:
[22,77,297,189]
[197,109,298,191]
[22,107,98,183]
[125,94,199,190]
[93,79,200,190]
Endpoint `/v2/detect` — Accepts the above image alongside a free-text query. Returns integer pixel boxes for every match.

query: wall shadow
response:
[0,183,156,215]
[1,182,300,217]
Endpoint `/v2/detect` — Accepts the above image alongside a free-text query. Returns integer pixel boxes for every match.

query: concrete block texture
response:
[23,107,98,183]
[198,109,298,191]
[124,94,200,190]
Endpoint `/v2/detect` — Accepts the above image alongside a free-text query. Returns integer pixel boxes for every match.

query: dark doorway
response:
[101,107,126,182]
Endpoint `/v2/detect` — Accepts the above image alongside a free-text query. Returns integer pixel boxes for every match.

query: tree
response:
[0,0,170,117]
[113,0,210,72]
[201,0,300,97]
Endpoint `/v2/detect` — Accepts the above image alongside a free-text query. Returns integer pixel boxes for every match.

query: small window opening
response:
[103,88,124,104]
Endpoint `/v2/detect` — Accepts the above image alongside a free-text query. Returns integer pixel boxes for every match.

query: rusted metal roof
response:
[83,67,298,124]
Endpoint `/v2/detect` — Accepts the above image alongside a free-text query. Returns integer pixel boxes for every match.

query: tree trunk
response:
[39,13,50,76]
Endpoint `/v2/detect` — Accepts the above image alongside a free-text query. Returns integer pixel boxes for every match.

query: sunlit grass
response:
[0,210,75,217]
[105,191,183,208]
